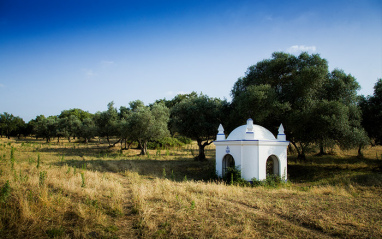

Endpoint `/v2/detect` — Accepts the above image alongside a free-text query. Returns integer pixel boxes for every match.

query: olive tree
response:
[78,117,97,143]
[125,101,170,155]
[171,93,223,161]
[94,101,119,145]
[33,115,59,143]
[0,112,25,139]
[231,52,367,159]
[360,78,382,145]
[59,108,92,141]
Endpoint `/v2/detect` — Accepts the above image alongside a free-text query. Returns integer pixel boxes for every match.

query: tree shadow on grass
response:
[37,145,215,161]
[52,158,217,182]
[288,158,382,186]
[36,145,118,158]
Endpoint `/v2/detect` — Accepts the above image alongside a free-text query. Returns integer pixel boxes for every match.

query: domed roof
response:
[226,119,276,141]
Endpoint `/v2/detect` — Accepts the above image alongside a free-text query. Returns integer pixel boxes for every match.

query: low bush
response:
[176,136,192,144]
[251,174,286,188]
[223,166,251,186]
[147,137,184,149]
[222,167,286,188]
[0,180,11,203]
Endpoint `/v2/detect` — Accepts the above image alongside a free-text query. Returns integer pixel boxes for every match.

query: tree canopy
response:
[0,112,25,139]
[360,78,382,145]
[171,93,223,161]
[124,101,170,155]
[230,52,367,159]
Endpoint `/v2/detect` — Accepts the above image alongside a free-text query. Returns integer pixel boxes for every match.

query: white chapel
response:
[214,119,289,181]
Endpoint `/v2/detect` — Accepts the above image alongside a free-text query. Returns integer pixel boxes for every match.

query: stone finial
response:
[277,123,286,141]
[218,124,224,134]
[246,118,254,132]
[245,118,255,140]
[278,124,284,134]
[216,124,225,140]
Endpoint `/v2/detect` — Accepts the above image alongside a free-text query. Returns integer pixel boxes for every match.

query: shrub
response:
[0,180,11,203]
[251,177,264,187]
[10,147,15,169]
[39,171,47,186]
[176,136,192,144]
[37,154,41,168]
[46,227,65,238]
[223,166,251,186]
[251,174,286,188]
[81,172,86,187]
[147,137,184,149]
[264,174,284,188]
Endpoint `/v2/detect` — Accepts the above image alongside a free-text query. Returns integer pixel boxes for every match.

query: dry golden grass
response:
[0,137,381,238]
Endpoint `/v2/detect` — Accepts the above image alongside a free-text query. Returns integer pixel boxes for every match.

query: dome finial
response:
[277,123,286,141]
[246,118,254,132]
[278,123,284,134]
[218,124,224,134]
[216,124,225,140]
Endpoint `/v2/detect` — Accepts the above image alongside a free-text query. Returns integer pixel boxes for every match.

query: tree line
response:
[1,52,381,160]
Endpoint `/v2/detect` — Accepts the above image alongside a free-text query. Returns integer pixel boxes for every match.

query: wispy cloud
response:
[101,60,114,67]
[0,83,5,88]
[287,45,317,54]
[82,68,97,78]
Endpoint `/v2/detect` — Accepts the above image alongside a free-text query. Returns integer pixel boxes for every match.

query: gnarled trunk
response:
[140,141,147,155]
[357,145,364,158]
[195,139,212,161]
[291,141,306,161]
[319,141,326,155]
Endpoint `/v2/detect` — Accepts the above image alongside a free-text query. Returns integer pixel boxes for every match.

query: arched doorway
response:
[266,155,280,177]
[222,154,235,176]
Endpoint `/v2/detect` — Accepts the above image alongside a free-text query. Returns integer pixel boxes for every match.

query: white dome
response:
[227,124,276,141]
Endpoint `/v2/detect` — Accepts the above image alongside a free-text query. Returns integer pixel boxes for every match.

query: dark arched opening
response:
[222,154,235,177]
[266,155,280,177]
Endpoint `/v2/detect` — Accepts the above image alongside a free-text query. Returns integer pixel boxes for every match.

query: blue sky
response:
[1,0,381,122]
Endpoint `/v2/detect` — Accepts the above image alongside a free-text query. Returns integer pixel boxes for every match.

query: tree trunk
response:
[122,139,132,150]
[195,139,208,161]
[299,142,307,161]
[140,141,147,155]
[123,140,133,150]
[291,141,306,161]
[298,151,306,161]
[291,141,303,160]
[108,139,121,148]
[357,145,364,158]
[319,141,325,155]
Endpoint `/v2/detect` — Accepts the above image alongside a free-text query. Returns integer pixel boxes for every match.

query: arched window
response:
[222,154,235,176]
[266,155,280,177]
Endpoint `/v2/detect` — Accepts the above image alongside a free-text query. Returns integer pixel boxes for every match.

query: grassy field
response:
[0,137,381,238]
